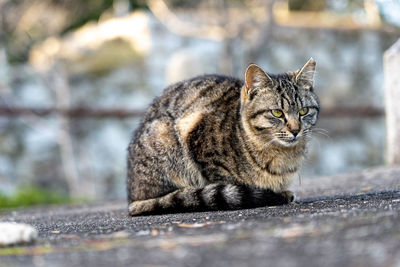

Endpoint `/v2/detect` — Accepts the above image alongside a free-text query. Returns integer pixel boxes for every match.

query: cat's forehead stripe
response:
[276,79,298,110]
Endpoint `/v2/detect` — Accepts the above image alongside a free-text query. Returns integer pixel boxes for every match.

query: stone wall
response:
[0,11,398,199]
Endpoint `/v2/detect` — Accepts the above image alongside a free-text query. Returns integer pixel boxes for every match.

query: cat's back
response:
[147,74,244,120]
[129,74,243,156]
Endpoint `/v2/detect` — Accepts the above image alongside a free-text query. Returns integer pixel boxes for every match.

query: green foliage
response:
[0,186,71,209]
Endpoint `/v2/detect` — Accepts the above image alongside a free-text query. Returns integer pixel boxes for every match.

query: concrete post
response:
[384,38,400,164]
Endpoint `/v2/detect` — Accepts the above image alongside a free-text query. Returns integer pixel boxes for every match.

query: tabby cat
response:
[127,58,319,216]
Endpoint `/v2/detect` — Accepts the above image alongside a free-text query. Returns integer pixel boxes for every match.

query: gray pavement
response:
[1,166,400,267]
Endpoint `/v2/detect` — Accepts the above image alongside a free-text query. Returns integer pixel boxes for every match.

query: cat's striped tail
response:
[128,183,294,216]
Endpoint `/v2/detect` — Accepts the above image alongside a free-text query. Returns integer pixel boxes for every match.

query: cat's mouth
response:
[275,136,300,147]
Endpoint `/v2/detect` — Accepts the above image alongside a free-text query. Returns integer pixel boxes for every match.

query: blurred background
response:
[0,0,399,206]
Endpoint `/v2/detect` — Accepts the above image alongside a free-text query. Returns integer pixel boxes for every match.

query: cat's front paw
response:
[281,190,295,203]
[129,199,157,216]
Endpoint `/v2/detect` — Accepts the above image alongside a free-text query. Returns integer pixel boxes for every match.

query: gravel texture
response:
[1,166,400,267]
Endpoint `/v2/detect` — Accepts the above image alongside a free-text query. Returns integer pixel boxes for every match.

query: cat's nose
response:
[290,128,300,137]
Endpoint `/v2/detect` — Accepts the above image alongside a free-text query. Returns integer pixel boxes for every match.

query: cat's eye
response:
[271,109,283,118]
[299,107,309,116]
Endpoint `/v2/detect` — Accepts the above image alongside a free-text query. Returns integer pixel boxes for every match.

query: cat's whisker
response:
[303,134,314,142]
[312,127,328,131]
[274,132,289,138]
[246,133,274,143]
[312,128,329,134]
[262,139,276,149]
[302,127,330,139]
[302,130,312,137]
[312,130,331,139]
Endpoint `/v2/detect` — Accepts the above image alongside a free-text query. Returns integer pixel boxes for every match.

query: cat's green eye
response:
[271,109,283,118]
[299,107,309,116]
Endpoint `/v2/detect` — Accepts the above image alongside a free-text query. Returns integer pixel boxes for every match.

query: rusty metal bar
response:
[0,106,145,119]
[319,106,384,118]
[0,105,384,119]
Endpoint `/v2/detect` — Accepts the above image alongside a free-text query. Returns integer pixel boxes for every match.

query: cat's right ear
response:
[244,64,274,96]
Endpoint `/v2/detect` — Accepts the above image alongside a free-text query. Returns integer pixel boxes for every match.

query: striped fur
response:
[128,183,293,216]
[127,59,319,216]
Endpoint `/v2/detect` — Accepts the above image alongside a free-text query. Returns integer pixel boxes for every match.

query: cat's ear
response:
[244,64,274,95]
[295,58,316,90]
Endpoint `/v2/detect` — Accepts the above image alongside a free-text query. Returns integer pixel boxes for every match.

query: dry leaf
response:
[275,225,318,239]
[361,186,373,191]
[111,231,130,239]
[151,229,159,236]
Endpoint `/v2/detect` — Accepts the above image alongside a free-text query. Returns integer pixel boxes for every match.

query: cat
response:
[127,58,319,216]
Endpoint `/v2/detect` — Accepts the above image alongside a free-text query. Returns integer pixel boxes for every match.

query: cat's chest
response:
[247,152,303,192]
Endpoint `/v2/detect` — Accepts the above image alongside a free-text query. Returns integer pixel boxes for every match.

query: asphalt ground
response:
[1,166,400,267]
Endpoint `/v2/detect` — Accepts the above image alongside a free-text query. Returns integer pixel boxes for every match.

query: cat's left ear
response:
[295,58,316,90]
[244,64,274,96]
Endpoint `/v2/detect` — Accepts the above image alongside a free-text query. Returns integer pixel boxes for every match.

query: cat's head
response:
[240,58,320,148]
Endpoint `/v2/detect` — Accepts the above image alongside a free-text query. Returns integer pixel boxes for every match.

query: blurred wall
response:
[0,2,399,199]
